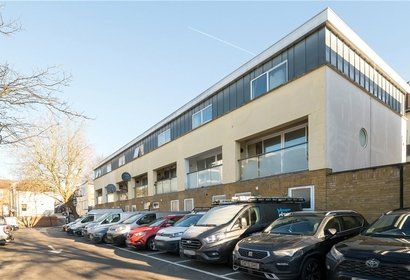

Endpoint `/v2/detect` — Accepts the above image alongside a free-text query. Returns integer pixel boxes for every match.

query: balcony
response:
[239,142,308,180]
[187,165,223,189]
[155,178,177,195]
[135,185,148,198]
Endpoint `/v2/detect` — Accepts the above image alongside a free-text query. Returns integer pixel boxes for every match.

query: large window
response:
[158,129,171,146]
[192,105,212,129]
[251,61,288,99]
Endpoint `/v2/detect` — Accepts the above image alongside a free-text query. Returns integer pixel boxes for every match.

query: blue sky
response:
[1,1,409,179]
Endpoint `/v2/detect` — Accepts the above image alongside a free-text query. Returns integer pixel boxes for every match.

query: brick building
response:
[93,8,410,221]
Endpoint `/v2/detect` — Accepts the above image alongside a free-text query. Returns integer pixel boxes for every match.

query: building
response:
[93,8,410,220]
[0,180,12,216]
[76,181,95,216]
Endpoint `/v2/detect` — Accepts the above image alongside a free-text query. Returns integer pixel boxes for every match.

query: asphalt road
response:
[0,227,260,280]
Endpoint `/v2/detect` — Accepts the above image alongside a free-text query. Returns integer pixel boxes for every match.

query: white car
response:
[154,212,206,253]
[0,224,13,245]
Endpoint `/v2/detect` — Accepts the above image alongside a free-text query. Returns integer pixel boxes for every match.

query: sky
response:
[1,1,409,179]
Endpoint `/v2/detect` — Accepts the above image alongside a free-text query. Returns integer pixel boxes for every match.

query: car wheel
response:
[102,234,109,243]
[147,237,156,251]
[300,257,323,280]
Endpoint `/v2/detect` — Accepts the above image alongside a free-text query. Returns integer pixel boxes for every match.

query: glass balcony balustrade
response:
[240,142,308,180]
[187,165,223,189]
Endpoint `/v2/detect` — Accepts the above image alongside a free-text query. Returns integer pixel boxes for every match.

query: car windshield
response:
[174,214,203,227]
[363,213,410,238]
[196,205,245,226]
[95,213,110,223]
[149,218,167,227]
[264,215,323,235]
[122,213,143,224]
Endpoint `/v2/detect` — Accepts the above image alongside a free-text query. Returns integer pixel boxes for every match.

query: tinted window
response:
[324,217,342,233]
[265,215,322,235]
[341,215,363,230]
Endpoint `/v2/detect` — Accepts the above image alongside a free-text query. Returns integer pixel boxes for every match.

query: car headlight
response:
[115,225,128,232]
[204,233,226,244]
[329,246,343,261]
[273,248,303,257]
[134,231,146,237]
[170,232,183,238]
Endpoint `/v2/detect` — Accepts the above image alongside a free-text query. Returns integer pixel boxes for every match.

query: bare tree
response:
[17,117,94,218]
[0,10,87,145]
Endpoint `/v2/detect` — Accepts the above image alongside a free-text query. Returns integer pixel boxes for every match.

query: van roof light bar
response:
[211,196,305,205]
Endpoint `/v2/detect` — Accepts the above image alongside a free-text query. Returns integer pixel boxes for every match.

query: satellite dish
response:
[106,184,116,194]
[121,172,132,182]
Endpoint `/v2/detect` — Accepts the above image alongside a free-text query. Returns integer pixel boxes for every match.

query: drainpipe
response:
[400,164,404,209]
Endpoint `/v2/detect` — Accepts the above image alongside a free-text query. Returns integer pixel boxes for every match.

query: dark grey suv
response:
[232,210,368,280]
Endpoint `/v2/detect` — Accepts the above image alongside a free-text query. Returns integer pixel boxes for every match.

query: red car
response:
[126,214,185,250]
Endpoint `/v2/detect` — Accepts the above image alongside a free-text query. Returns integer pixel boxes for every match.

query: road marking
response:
[110,246,236,280]
[175,259,192,264]
[48,245,62,254]
[146,251,166,256]
[222,271,241,276]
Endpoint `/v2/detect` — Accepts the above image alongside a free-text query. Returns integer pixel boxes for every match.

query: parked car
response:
[326,208,410,280]
[180,196,304,264]
[106,211,185,246]
[83,210,130,240]
[126,214,186,250]
[155,210,207,253]
[232,210,368,280]
[62,217,82,232]
[68,208,123,235]
[0,223,13,245]
[87,212,137,243]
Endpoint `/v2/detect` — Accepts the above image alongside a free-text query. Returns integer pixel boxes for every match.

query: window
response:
[324,217,342,233]
[212,194,226,203]
[341,216,364,230]
[171,200,179,211]
[251,61,288,99]
[192,105,212,129]
[184,198,194,211]
[106,163,111,173]
[119,155,125,166]
[158,129,171,146]
[21,204,27,211]
[288,185,314,210]
[133,145,144,158]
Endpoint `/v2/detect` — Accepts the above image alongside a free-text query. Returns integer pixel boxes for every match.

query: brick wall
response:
[98,163,410,224]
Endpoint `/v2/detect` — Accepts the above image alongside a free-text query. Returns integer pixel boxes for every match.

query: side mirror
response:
[324,228,337,239]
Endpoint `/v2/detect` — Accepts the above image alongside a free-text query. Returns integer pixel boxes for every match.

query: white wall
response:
[16,192,55,217]
[326,68,405,172]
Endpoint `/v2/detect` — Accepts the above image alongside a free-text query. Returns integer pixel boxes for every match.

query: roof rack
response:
[325,210,358,216]
[212,196,305,205]
[191,207,211,213]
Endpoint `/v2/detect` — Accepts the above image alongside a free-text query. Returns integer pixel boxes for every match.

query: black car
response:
[326,208,410,280]
[232,210,368,280]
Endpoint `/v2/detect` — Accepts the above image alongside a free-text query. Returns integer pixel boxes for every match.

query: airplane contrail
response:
[188,26,256,56]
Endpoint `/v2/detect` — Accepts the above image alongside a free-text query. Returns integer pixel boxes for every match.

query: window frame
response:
[192,104,213,129]
[184,198,194,211]
[250,60,288,100]
[288,185,315,211]
[158,128,171,147]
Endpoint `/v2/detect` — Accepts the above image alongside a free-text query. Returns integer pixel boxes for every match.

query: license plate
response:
[240,260,260,270]
[183,249,196,256]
